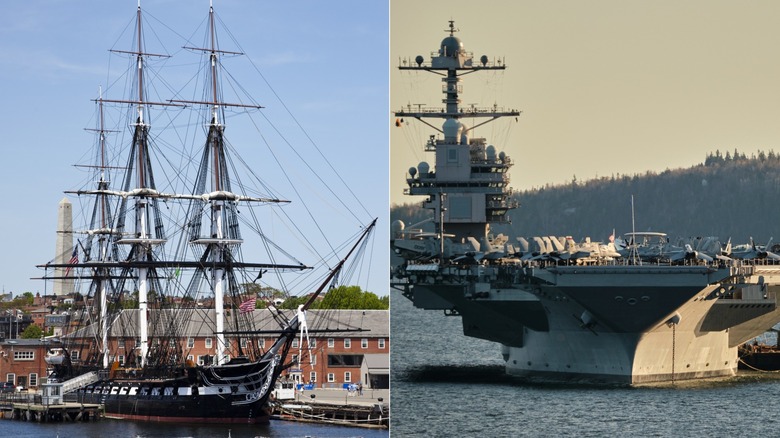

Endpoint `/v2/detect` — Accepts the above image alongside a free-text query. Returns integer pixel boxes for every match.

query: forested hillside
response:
[391,150,780,244]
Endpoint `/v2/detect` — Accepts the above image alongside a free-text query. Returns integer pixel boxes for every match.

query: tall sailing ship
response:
[39,4,376,423]
[391,22,780,384]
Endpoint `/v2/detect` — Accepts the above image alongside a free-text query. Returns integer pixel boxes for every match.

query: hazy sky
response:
[0,1,389,297]
[391,0,780,205]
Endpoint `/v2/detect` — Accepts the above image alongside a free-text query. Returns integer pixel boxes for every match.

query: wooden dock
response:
[0,382,102,422]
[1,399,102,422]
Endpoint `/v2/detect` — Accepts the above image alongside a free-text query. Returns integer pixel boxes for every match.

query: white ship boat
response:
[391,21,780,384]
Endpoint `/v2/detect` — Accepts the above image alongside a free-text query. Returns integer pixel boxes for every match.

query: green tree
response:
[319,286,389,310]
[20,292,34,306]
[21,324,43,339]
[279,295,309,310]
[2,293,35,310]
[121,290,139,309]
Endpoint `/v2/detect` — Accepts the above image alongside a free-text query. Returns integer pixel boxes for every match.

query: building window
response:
[205,338,213,349]
[292,354,299,365]
[327,373,335,383]
[292,338,299,348]
[258,338,266,349]
[327,338,334,348]
[70,351,79,361]
[344,371,351,383]
[187,355,194,363]
[187,338,194,348]
[310,355,317,366]
[327,354,362,367]
[6,374,15,385]
[197,355,213,366]
[29,373,38,387]
[344,338,351,349]
[118,355,125,366]
[310,371,317,383]
[378,338,386,349]
[118,338,125,348]
[13,351,34,361]
[361,338,368,349]
[310,338,316,348]
[240,338,248,348]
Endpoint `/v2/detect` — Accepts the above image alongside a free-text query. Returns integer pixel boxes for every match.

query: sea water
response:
[0,416,388,438]
[391,291,780,437]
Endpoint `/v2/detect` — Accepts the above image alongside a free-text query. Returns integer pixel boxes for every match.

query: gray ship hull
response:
[401,264,780,384]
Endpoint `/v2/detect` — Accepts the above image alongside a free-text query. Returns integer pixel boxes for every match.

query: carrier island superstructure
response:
[391,22,780,384]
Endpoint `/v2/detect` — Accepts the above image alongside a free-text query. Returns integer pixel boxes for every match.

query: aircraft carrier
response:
[391,22,780,384]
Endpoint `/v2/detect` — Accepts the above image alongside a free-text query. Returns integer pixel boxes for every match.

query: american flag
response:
[239,297,257,313]
[64,246,78,277]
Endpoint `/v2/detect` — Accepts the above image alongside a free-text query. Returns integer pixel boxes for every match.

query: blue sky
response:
[0,1,389,297]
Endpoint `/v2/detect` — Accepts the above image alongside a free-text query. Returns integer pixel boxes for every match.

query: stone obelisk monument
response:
[54,197,74,296]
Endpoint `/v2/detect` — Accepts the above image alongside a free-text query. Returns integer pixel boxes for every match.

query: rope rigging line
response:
[234,43,371,220]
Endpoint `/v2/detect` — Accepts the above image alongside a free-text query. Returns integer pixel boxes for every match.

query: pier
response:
[4,401,102,422]
[0,395,102,422]
[269,387,389,429]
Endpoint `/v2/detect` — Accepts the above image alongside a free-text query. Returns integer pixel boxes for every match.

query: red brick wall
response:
[0,333,388,390]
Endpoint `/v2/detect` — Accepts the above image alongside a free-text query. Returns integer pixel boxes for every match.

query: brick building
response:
[0,339,49,390]
[0,308,388,391]
[287,310,389,389]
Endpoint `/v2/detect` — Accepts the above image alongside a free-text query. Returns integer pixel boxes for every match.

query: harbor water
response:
[391,290,780,437]
[0,417,388,438]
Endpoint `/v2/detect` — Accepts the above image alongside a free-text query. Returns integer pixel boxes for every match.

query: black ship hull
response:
[75,386,269,423]
[70,355,279,423]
